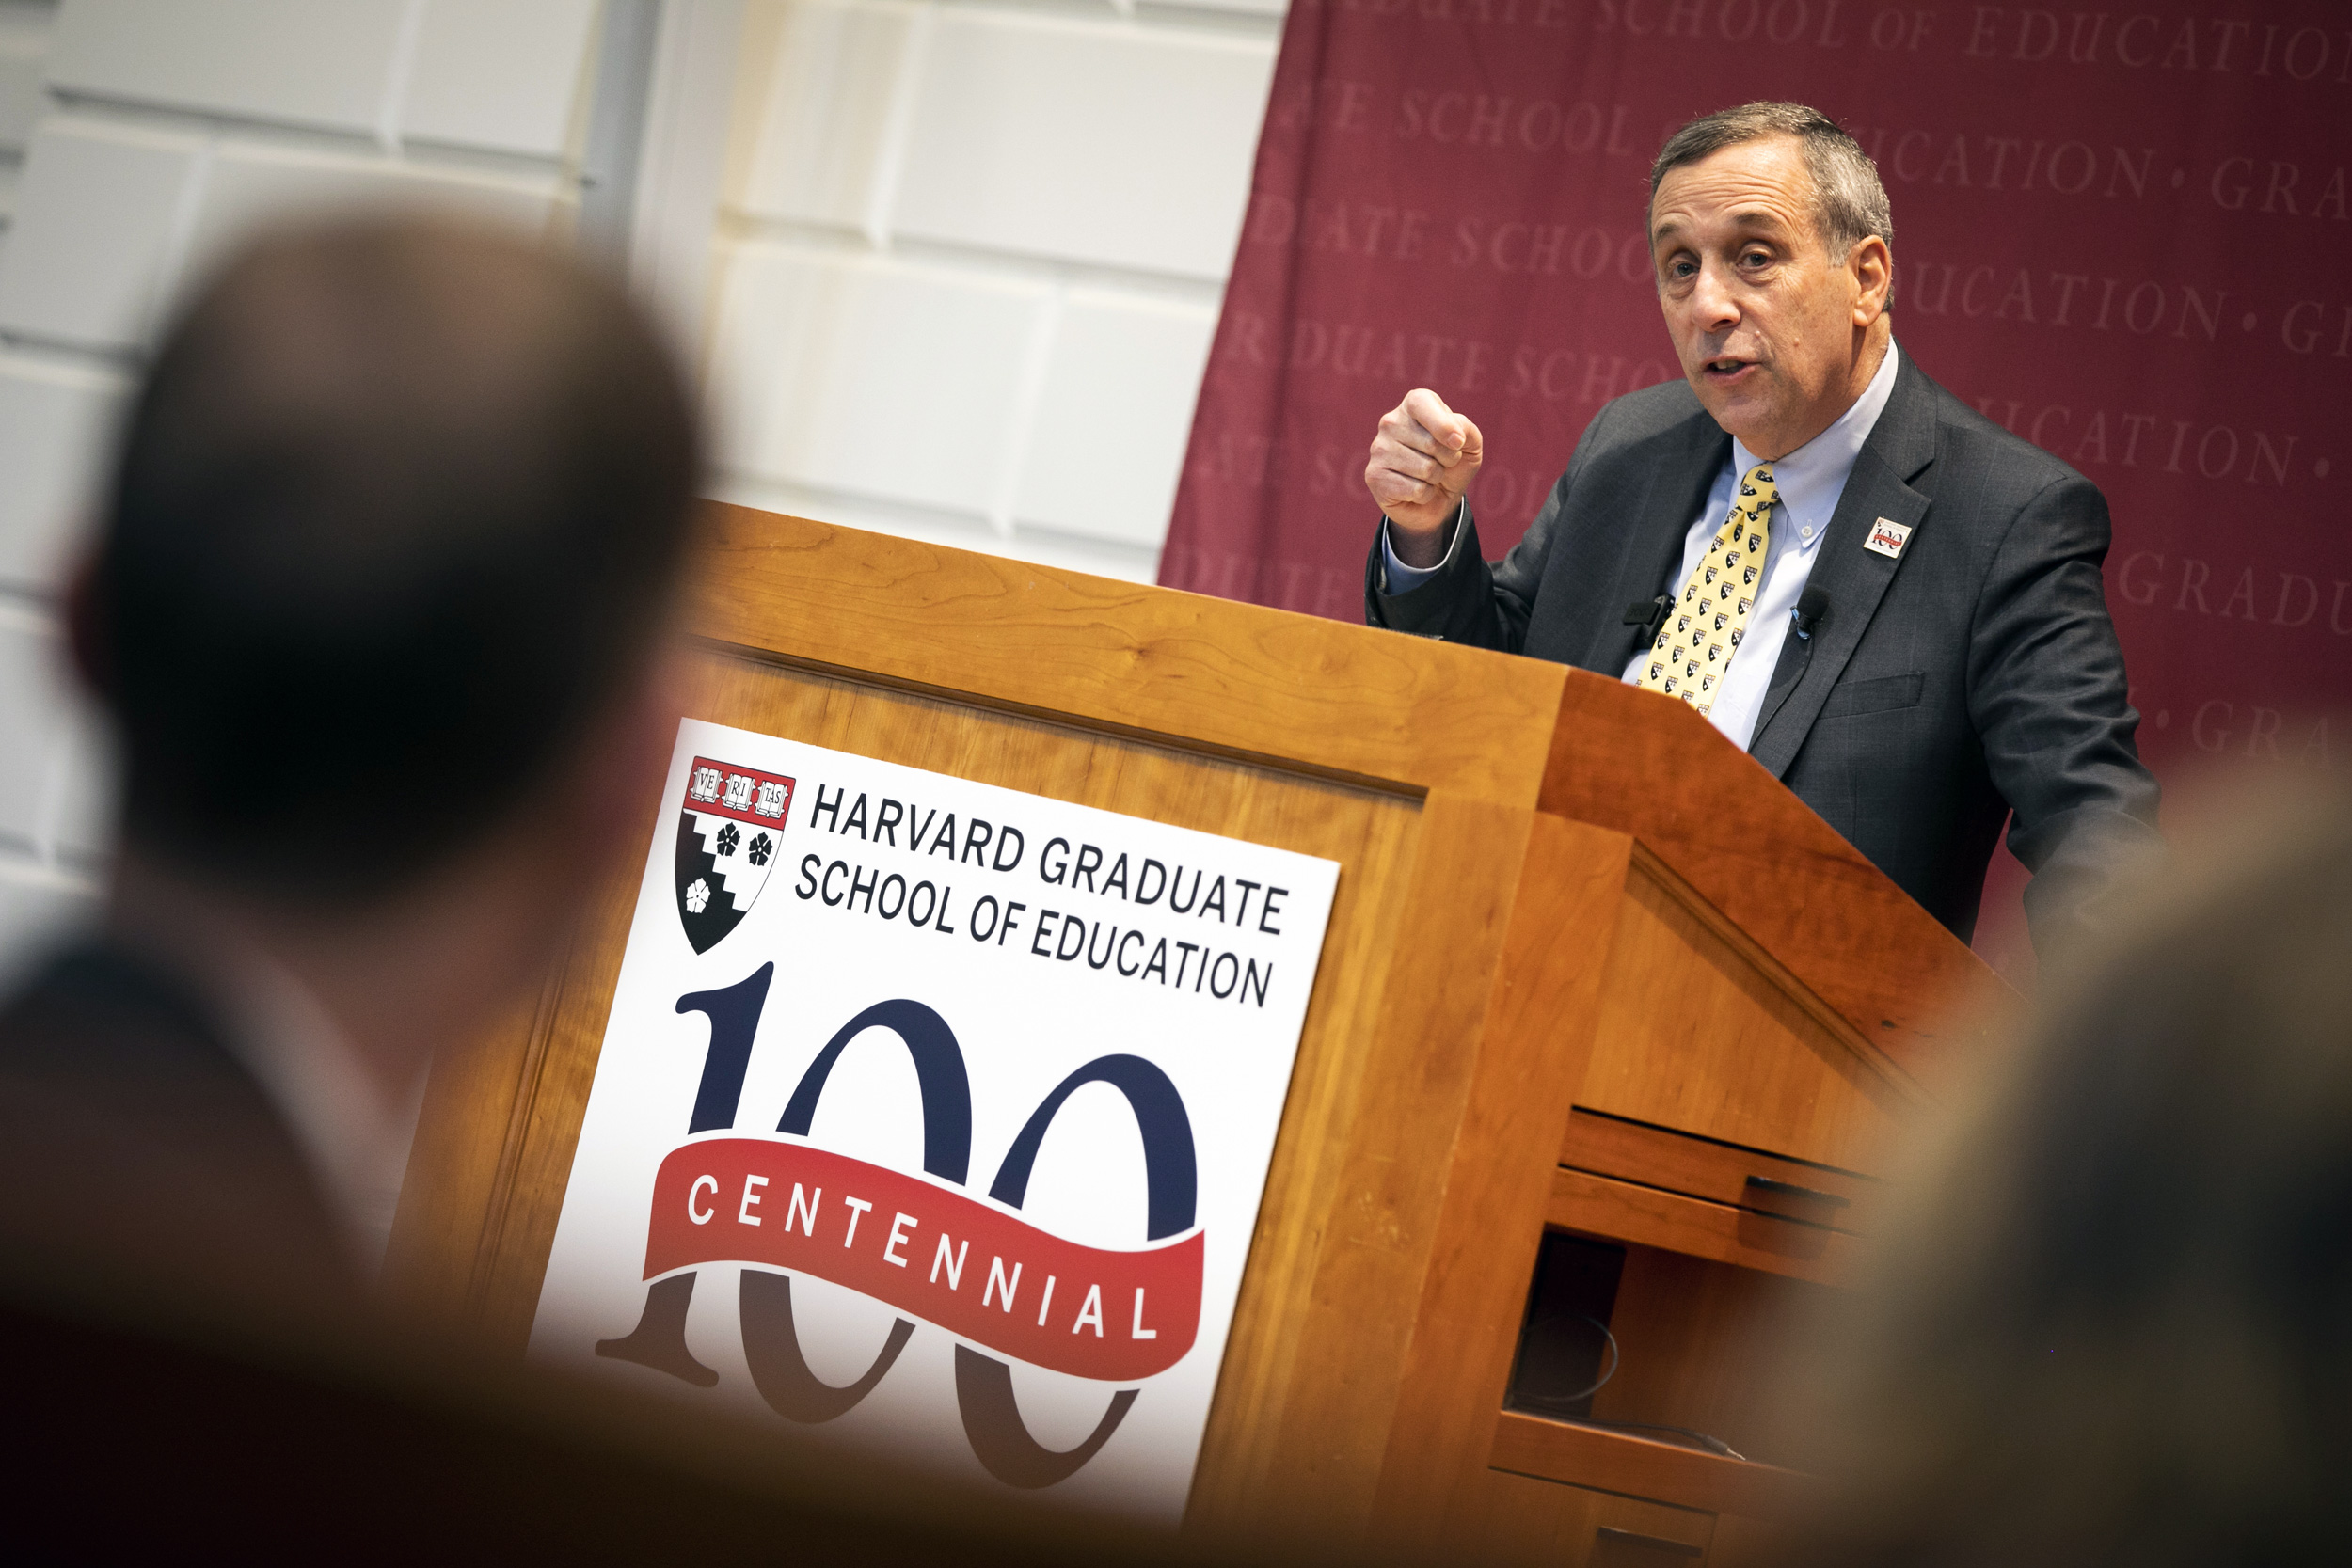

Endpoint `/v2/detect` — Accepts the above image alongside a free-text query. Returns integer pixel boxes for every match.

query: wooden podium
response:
[388,507,1999,1562]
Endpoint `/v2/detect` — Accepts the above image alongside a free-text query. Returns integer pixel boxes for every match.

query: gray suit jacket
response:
[1365,351,2161,948]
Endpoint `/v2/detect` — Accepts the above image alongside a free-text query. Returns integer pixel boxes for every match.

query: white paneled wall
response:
[0,0,600,979]
[709,245,1048,516]
[0,6,50,232]
[707,0,1279,580]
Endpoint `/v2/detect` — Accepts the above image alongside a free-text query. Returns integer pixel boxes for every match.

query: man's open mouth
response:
[1704,357,1753,377]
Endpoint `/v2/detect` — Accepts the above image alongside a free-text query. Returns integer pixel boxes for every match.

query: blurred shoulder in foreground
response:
[1796,784,2352,1567]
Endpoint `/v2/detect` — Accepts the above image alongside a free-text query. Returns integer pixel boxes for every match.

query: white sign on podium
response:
[531,718,1339,1522]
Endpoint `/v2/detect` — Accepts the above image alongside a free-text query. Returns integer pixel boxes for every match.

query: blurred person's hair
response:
[82,213,699,900]
[1797,788,2352,1565]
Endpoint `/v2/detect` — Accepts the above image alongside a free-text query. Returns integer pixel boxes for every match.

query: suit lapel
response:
[1581,416,1730,674]
[1747,352,1938,778]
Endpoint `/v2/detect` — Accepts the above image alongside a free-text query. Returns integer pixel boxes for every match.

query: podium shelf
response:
[1490,1411,1806,1520]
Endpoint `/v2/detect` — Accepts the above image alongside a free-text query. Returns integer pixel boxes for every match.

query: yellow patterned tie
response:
[1636,462,1777,716]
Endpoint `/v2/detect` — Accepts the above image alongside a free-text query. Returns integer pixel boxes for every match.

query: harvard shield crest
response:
[675,756,794,954]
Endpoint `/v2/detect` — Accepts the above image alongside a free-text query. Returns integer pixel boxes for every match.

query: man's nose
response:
[1690,261,1741,332]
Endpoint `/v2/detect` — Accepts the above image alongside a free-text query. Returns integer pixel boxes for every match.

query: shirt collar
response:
[213,943,423,1278]
[1729,340,1901,547]
[119,911,424,1279]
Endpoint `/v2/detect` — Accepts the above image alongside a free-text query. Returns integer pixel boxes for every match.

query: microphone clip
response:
[1790,586,1830,641]
[1623,594,1675,641]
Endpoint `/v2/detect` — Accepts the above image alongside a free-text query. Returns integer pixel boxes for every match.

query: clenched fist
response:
[1364,388,1484,569]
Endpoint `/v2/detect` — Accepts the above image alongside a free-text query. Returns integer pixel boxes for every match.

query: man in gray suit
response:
[1363,102,2159,951]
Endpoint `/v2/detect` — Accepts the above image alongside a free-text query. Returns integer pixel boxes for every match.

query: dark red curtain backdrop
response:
[1162,0,2351,970]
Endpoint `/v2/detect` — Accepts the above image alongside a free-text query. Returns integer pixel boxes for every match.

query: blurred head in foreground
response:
[0,212,699,1310]
[1803,790,2352,1565]
[88,210,698,902]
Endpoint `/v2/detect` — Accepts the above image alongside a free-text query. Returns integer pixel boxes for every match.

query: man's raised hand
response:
[1365,388,1484,569]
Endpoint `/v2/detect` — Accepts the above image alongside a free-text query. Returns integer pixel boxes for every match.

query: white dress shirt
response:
[213,945,425,1278]
[1383,341,1903,751]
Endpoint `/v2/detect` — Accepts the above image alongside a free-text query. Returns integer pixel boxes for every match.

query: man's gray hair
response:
[1649,102,1894,284]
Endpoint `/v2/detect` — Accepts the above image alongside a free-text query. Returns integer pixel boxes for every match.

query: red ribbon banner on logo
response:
[642,1138,1203,1382]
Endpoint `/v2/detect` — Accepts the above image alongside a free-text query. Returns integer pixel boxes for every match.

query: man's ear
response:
[1849,234,1892,325]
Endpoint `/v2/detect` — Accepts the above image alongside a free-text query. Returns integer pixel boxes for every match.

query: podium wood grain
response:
[386,506,1999,1552]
